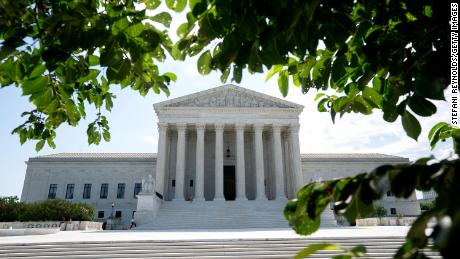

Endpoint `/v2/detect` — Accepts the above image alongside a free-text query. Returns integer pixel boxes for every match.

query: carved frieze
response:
[165,89,291,108]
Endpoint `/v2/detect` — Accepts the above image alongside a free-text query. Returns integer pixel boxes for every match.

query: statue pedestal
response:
[134,192,161,226]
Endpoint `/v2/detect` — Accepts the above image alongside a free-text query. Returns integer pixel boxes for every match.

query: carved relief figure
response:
[142,174,155,193]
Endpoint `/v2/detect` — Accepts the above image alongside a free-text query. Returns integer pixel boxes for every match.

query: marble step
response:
[0,237,442,259]
[140,200,336,229]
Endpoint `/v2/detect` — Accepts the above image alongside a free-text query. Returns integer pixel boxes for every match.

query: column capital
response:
[272,124,282,132]
[196,123,206,131]
[253,123,264,132]
[215,123,225,132]
[176,123,188,131]
[158,122,168,131]
[289,123,300,133]
[235,123,246,131]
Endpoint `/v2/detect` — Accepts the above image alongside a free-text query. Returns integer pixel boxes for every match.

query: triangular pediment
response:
[154,84,303,109]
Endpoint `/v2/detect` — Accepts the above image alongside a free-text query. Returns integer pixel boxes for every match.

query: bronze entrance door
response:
[223,166,236,200]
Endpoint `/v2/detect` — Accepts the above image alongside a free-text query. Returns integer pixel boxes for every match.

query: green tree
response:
[0,196,23,221]
[1,0,458,258]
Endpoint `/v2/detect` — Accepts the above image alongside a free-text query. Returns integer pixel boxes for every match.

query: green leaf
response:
[428,122,449,140]
[295,243,341,259]
[22,76,48,95]
[265,64,283,82]
[362,87,382,108]
[233,65,242,83]
[402,111,421,140]
[88,55,100,66]
[142,0,161,9]
[177,23,190,38]
[151,12,172,27]
[383,105,398,122]
[165,0,187,12]
[35,140,45,151]
[408,95,437,117]
[220,67,230,82]
[318,98,328,112]
[197,50,212,75]
[278,70,289,97]
[102,130,111,142]
[163,72,177,82]
[314,93,325,101]
[29,64,46,79]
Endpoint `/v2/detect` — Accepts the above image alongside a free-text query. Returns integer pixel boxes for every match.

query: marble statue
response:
[142,174,155,193]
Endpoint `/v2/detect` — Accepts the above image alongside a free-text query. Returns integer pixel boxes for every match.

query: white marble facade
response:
[20,85,420,227]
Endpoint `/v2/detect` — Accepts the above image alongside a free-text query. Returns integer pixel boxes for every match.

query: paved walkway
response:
[0,226,410,244]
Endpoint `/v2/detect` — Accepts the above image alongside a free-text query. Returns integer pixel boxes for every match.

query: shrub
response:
[0,196,23,222]
[420,202,435,211]
[0,196,95,222]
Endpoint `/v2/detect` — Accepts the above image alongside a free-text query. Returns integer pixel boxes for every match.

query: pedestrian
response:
[130,217,136,228]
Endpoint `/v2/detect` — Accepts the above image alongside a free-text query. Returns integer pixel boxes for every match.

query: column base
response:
[213,197,225,201]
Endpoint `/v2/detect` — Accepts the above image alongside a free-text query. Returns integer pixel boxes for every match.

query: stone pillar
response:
[195,123,206,201]
[235,123,246,200]
[289,123,303,195]
[155,122,168,197]
[254,124,267,200]
[174,123,187,200]
[272,124,286,199]
[214,123,225,200]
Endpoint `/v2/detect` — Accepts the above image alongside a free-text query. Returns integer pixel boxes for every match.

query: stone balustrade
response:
[356,217,417,226]
[0,221,103,231]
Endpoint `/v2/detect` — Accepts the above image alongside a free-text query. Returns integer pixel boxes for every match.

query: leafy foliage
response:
[0,0,177,150]
[294,243,366,259]
[0,196,23,222]
[420,202,435,212]
[176,0,447,141]
[285,130,460,258]
[0,197,95,222]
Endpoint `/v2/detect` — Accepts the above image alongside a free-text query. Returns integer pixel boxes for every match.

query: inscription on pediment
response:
[165,90,291,108]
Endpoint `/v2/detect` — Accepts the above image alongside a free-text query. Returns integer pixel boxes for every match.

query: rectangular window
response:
[83,184,92,199]
[97,211,105,218]
[172,180,175,187]
[390,208,397,215]
[48,184,57,199]
[100,183,108,199]
[190,180,194,187]
[117,183,125,199]
[65,184,74,199]
[115,211,122,218]
[134,183,142,198]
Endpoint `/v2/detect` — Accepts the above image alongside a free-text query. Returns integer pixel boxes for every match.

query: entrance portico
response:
[153,84,304,202]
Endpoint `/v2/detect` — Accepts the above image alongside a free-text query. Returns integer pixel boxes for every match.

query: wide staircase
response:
[0,236,442,258]
[138,200,336,230]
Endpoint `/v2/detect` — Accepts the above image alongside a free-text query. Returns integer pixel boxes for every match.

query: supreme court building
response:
[21,84,421,229]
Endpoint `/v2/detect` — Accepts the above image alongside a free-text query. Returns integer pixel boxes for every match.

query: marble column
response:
[289,123,303,194]
[254,124,267,200]
[155,123,168,197]
[272,124,285,199]
[214,123,225,200]
[174,123,187,200]
[235,123,246,200]
[195,123,205,201]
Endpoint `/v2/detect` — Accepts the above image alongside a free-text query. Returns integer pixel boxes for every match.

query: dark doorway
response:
[224,166,236,200]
